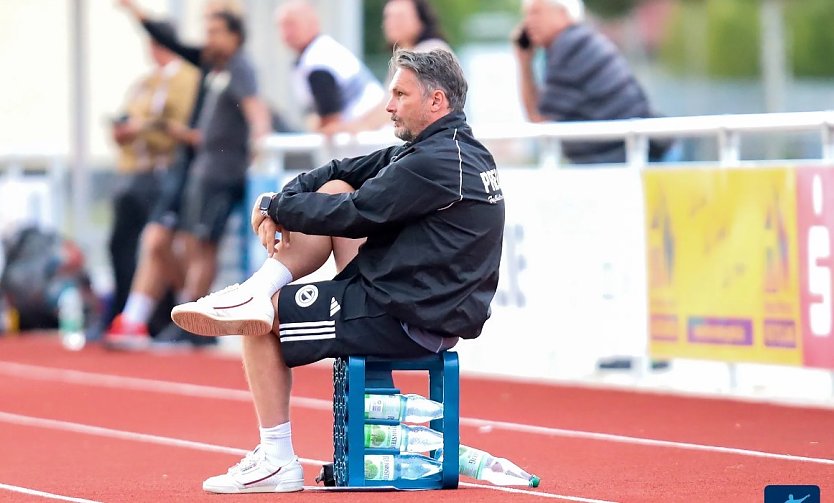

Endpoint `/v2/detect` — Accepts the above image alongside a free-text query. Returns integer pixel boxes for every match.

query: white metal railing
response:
[258,110,834,172]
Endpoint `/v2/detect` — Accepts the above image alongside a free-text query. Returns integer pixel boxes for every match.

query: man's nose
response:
[385,96,396,114]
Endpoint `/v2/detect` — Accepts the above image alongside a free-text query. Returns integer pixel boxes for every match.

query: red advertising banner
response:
[796,167,834,369]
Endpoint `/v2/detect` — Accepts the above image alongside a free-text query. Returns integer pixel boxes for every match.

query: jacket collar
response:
[408,112,468,146]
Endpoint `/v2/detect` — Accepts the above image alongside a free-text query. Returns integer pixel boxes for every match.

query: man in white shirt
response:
[275,0,385,132]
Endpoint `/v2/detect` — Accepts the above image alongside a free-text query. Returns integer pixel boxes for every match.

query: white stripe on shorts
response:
[279,320,335,329]
[279,327,337,336]
[280,333,337,342]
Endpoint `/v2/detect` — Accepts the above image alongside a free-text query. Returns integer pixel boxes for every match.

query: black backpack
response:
[0,226,95,330]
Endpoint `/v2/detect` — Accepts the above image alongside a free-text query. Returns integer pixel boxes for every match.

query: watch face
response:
[259,195,272,211]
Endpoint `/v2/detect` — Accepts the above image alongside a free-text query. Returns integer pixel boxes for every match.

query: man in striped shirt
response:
[515,0,669,164]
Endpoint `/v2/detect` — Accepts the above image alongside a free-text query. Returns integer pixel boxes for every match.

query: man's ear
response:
[431,89,446,112]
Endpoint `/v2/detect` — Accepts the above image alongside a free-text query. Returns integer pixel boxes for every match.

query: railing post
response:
[821,123,834,163]
[626,133,649,169]
[718,129,740,167]
[540,137,562,169]
[49,156,65,230]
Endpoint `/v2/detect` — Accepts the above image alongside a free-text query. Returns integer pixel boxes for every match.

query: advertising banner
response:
[460,168,649,379]
[644,168,803,365]
[796,167,834,369]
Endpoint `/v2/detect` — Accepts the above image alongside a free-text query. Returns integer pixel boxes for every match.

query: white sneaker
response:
[171,283,274,336]
[202,447,304,494]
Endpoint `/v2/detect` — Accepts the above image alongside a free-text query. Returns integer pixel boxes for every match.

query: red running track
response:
[0,333,832,502]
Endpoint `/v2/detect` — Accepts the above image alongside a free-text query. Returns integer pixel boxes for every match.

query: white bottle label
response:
[365,424,401,449]
[364,394,401,420]
[458,447,487,479]
[364,455,395,481]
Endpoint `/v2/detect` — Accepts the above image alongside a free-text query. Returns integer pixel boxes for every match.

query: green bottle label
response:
[364,394,402,420]
[458,446,488,479]
[364,455,395,481]
[364,424,401,449]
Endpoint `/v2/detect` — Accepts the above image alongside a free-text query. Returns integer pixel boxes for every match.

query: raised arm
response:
[514,34,545,123]
[117,0,202,66]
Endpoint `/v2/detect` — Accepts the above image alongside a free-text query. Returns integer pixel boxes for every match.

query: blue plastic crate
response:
[332,352,460,490]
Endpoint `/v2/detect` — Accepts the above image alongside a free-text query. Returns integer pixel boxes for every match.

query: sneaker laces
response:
[197,283,240,303]
[228,446,263,474]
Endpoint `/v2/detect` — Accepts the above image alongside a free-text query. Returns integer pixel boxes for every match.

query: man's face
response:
[277,10,307,52]
[386,68,432,142]
[205,17,238,63]
[523,0,567,48]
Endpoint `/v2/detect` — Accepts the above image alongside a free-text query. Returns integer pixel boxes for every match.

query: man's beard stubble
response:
[391,110,430,143]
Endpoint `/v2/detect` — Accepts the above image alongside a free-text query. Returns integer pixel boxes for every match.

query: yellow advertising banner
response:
[644,168,802,365]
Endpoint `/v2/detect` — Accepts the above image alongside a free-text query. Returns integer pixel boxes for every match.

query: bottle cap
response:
[529,475,541,488]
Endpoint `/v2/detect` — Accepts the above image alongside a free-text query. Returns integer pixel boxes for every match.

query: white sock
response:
[122,293,155,325]
[242,258,294,298]
[259,422,295,464]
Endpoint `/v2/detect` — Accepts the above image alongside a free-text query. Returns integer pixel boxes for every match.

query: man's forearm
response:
[518,58,544,123]
[243,97,272,144]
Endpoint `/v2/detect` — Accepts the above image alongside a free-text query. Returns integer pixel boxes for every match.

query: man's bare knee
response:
[318,180,355,195]
[141,224,172,257]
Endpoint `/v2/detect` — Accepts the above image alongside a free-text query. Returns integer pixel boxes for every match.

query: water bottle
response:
[58,285,85,351]
[364,393,443,423]
[0,295,10,335]
[364,424,444,452]
[364,453,442,481]
[437,445,540,487]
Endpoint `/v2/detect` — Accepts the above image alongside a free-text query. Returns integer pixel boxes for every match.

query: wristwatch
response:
[258,193,276,217]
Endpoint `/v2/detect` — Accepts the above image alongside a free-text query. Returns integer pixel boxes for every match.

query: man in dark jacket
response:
[171,49,504,494]
[515,0,669,164]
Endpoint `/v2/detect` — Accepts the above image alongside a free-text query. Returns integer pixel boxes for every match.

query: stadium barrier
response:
[5,112,834,396]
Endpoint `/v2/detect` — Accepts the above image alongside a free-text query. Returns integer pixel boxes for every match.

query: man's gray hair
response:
[391,49,468,113]
[523,0,585,23]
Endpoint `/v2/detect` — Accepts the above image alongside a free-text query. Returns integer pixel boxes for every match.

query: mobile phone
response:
[515,28,531,50]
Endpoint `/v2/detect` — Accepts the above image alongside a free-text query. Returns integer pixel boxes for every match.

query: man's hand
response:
[512,25,535,65]
[166,121,201,146]
[112,118,144,145]
[251,193,291,257]
[250,192,275,234]
[257,219,290,258]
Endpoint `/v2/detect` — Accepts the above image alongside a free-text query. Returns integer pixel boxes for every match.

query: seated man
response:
[171,49,505,494]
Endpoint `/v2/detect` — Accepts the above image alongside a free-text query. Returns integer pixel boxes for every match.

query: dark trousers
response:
[106,171,168,329]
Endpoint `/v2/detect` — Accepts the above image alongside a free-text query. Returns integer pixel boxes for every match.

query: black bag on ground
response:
[0,226,95,330]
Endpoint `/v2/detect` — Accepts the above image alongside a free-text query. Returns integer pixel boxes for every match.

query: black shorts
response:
[179,176,244,243]
[277,268,433,368]
[148,152,191,229]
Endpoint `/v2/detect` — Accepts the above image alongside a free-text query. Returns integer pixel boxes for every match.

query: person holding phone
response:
[106,0,271,351]
[104,23,199,343]
[514,0,670,164]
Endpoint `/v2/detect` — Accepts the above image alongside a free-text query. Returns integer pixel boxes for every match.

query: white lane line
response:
[0,411,602,502]
[459,416,834,466]
[2,361,833,466]
[0,482,102,503]
[0,361,329,410]
[458,482,616,502]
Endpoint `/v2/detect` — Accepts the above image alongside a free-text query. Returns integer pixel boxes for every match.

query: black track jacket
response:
[268,112,504,339]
